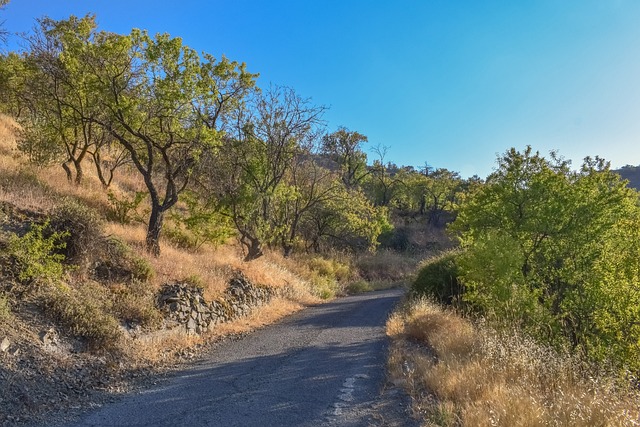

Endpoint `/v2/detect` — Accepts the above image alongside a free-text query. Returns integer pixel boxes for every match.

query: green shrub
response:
[310,275,338,300]
[7,220,68,286]
[182,274,206,290]
[412,250,462,305]
[306,256,353,283]
[106,190,146,224]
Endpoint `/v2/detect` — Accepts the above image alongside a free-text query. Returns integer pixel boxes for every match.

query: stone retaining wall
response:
[157,272,276,334]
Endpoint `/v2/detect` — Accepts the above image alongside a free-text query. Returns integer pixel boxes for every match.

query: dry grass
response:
[356,249,419,284]
[387,299,640,427]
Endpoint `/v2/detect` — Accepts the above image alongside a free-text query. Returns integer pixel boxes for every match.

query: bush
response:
[412,250,462,305]
[305,256,353,283]
[7,220,68,286]
[50,198,103,269]
[110,280,162,329]
[41,283,122,351]
[93,237,154,283]
[309,275,339,300]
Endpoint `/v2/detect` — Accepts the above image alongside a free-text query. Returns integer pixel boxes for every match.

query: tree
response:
[0,52,29,117]
[393,167,461,224]
[16,16,114,184]
[88,27,256,255]
[207,85,325,260]
[452,146,640,372]
[321,127,368,188]
[300,184,391,253]
[365,144,403,207]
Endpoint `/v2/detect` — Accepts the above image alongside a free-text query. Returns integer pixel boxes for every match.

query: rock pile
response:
[157,272,275,334]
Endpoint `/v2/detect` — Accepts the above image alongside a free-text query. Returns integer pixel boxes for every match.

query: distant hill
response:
[615,165,640,191]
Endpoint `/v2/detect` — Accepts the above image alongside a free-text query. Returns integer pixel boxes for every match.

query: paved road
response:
[65,289,405,427]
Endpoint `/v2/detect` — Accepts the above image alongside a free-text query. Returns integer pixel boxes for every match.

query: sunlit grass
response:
[387,298,640,426]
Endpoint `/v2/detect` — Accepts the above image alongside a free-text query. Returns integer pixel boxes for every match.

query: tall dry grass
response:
[387,299,640,426]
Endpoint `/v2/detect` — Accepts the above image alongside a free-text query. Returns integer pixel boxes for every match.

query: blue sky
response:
[3,1,640,178]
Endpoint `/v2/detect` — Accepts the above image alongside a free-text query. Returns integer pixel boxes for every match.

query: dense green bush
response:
[412,251,462,305]
[7,220,68,286]
[452,147,640,374]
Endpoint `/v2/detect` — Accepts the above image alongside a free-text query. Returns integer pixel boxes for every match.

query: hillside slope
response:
[615,164,640,190]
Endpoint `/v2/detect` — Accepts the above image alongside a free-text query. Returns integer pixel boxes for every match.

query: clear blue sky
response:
[3,1,640,178]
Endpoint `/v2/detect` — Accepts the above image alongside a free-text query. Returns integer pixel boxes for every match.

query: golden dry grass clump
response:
[386,298,640,427]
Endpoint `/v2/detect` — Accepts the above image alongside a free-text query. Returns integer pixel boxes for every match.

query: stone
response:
[0,337,10,352]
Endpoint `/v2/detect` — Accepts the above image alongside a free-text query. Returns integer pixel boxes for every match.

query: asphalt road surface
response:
[65,288,406,427]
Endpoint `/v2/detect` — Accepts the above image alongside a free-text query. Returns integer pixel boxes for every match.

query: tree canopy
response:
[452,147,640,372]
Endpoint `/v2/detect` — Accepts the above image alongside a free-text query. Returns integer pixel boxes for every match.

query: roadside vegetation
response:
[387,299,640,426]
[392,147,640,426]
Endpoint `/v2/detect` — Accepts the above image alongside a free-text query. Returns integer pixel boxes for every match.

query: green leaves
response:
[452,146,640,372]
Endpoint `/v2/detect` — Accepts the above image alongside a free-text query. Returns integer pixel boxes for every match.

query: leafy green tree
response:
[321,127,368,188]
[366,145,399,206]
[0,52,29,117]
[87,27,256,255]
[14,15,114,184]
[452,146,640,372]
[300,184,392,252]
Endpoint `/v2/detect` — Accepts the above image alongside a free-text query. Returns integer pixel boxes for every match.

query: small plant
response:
[7,220,68,286]
[106,190,146,224]
[0,293,12,322]
[182,274,206,290]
